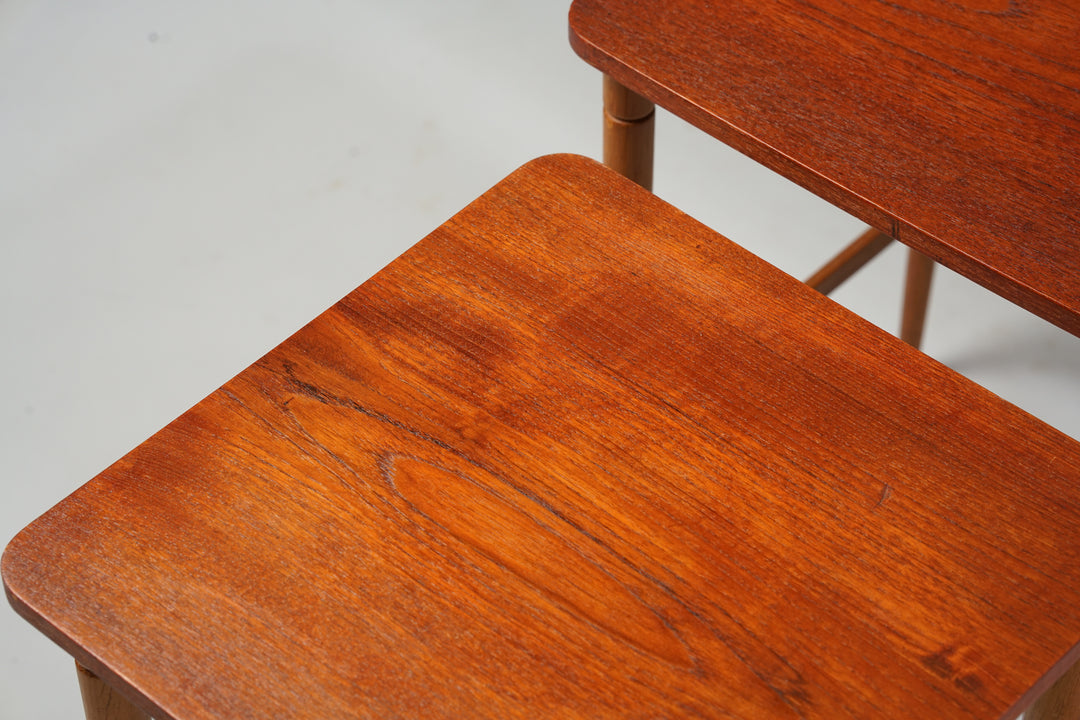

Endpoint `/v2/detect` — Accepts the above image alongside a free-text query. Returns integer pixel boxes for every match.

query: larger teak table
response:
[569,0,1080,347]
[5,155,1080,720]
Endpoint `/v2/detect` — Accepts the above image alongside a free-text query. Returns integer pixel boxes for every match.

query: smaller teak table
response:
[5,155,1080,720]
[569,0,1080,348]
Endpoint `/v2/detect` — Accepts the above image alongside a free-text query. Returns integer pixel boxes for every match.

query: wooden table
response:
[6,155,1080,720]
[569,0,1080,344]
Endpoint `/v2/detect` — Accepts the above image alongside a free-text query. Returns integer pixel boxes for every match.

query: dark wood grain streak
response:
[569,0,1080,335]
[5,155,1080,719]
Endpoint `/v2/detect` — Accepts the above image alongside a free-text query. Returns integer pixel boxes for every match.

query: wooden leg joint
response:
[76,663,151,720]
[602,75,655,190]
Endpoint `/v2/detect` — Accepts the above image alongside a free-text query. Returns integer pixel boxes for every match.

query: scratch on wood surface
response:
[874,483,892,509]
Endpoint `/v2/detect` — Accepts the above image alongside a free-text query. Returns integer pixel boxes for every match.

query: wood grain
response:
[5,155,1080,720]
[570,0,1080,336]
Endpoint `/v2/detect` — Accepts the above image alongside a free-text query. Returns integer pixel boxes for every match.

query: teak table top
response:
[5,155,1080,720]
[569,0,1080,335]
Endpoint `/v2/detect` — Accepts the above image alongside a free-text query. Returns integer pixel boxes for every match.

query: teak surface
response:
[569,0,1080,335]
[6,155,1080,720]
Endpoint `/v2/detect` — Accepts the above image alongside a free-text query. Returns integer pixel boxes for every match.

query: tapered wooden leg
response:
[76,662,150,720]
[805,228,894,295]
[900,248,935,348]
[1026,660,1080,720]
[603,75,655,190]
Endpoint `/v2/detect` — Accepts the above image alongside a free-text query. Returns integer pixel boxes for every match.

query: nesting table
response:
[569,0,1080,346]
[5,155,1080,719]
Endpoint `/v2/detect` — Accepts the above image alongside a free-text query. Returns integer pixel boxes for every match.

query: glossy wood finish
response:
[603,75,654,189]
[77,663,151,720]
[570,0,1080,337]
[6,155,1080,720]
[806,228,893,296]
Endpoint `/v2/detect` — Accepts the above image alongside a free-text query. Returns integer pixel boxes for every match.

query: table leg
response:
[900,248,935,348]
[1026,660,1080,720]
[76,662,150,720]
[806,228,894,295]
[603,75,654,190]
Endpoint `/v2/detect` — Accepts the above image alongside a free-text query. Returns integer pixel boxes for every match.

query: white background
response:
[2,2,1078,717]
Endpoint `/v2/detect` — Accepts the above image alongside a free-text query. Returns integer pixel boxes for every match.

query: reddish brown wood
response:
[77,663,151,720]
[5,155,1080,720]
[1026,659,1080,720]
[806,228,894,295]
[902,248,936,347]
[603,75,655,189]
[570,0,1080,337]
